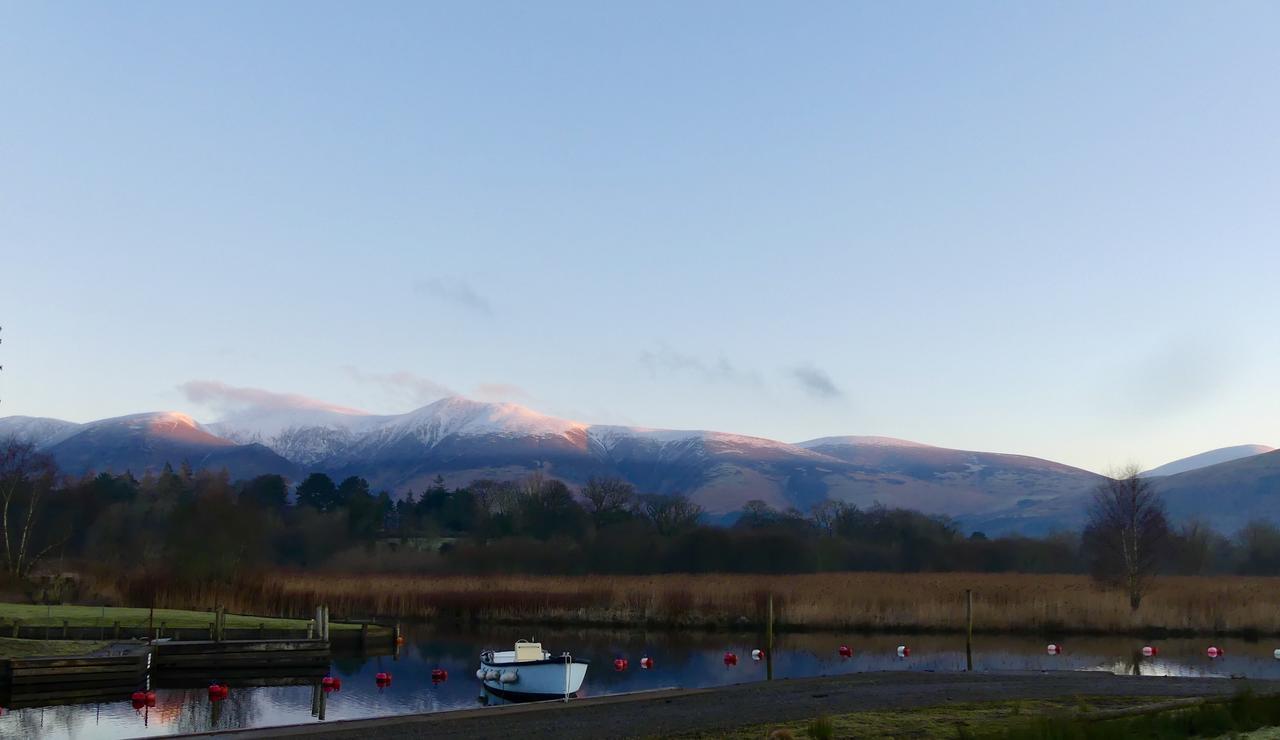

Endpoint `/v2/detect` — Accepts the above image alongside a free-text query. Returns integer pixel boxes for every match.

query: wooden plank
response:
[12,665,146,678]
[153,654,330,668]
[11,656,145,669]
[154,639,327,653]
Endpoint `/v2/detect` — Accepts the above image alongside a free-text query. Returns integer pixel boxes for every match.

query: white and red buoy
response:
[751,649,764,662]
[1141,646,1158,658]
[838,645,853,658]
[639,656,654,669]
[896,645,910,658]
[1207,646,1223,659]
[1046,643,1062,655]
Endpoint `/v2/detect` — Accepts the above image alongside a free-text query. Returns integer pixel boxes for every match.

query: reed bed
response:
[97,571,1280,637]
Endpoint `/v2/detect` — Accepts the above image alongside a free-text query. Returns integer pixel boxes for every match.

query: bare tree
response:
[0,438,61,578]
[580,477,635,523]
[637,493,703,536]
[1081,464,1169,610]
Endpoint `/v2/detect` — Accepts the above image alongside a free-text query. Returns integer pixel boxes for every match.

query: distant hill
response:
[1141,444,1275,477]
[1,398,1102,524]
[32,411,297,481]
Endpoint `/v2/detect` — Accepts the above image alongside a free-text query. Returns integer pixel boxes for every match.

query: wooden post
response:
[159,620,166,640]
[766,593,774,681]
[215,605,225,642]
[12,619,21,638]
[259,622,266,638]
[113,620,120,639]
[965,589,974,672]
[307,620,315,639]
[62,619,69,639]
[360,623,369,648]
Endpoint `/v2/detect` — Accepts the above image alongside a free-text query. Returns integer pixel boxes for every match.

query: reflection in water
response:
[1,626,1277,739]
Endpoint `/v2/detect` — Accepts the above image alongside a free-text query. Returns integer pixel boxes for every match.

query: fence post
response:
[965,589,974,672]
[13,619,21,638]
[766,593,774,681]
[62,619,69,640]
[360,623,368,648]
[113,620,120,639]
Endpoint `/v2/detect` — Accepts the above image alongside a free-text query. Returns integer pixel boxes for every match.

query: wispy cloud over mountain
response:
[412,277,493,316]
[639,345,761,386]
[179,380,365,415]
[790,364,843,399]
[343,367,455,406]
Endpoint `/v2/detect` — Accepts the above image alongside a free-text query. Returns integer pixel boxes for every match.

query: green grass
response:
[0,602,365,631]
[0,637,110,659]
[676,697,1186,739]
[968,690,1280,739]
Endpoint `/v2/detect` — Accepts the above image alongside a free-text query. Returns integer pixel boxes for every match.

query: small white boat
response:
[476,640,588,700]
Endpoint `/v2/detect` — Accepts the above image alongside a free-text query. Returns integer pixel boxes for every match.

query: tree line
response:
[3,437,1280,589]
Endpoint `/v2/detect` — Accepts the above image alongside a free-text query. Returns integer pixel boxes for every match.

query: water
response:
[3,625,1279,739]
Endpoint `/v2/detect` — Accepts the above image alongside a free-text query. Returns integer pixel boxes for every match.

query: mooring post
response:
[215,605,225,642]
[965,589,974,672]
[113,620,120,639]
[360,623,368,648]
[307,620,315,639]
[766,593,774,681]
[62,619,69,639]
[12,619,21,638]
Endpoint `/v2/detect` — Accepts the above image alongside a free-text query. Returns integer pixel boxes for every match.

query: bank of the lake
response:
[116,571,1280,637]
[182,671,1280,740]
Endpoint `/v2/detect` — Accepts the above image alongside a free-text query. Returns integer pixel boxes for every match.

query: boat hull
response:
[478,654,588,700]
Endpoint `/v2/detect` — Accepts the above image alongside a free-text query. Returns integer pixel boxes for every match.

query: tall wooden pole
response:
[766,593,774,681]
[965,589,973,672]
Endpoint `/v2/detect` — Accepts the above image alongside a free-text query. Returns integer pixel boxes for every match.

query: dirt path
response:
[195,671,1280,740]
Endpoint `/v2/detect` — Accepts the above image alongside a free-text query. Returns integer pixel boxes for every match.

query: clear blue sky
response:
[2,1,1277,473]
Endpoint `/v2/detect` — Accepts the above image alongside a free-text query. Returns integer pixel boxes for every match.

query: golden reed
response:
[99,571,1280,636]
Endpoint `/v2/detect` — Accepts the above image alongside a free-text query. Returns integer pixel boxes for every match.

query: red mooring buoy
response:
[723,651,738,666]
[838,645,853,658]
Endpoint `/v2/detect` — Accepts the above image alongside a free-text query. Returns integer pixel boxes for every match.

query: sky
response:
[1,1,1278,474]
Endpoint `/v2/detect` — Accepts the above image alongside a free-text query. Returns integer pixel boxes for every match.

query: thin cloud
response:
[179,381,365,415]
[412,277,493,316]
[474,383,533,402]
[344,367,455,406]
[790,364,843,399]
[1104,337,1231,418]
[638,345,761,386]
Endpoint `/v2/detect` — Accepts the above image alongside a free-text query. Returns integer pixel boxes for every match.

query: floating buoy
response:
[1141,646,1158,658]
[751,649,764,662]
[395,635,405,645]
[1207,646,1223,659]
[838,645,853,658]
[613,657,628,671]
[322,676,336,688]
[431,668,449,683]
[207,683,228,701]
[375,671,393,687]
[145,691,156,707]
[896,645,910,658]
[1273,649,1280,660]
[1046,644,1062,655]
[131,691,146,703]
[639,656,654,669]
[723,651,738,666]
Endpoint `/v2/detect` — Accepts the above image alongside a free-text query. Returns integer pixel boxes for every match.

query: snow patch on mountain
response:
[0,416,83,447]
[795,436,934,449]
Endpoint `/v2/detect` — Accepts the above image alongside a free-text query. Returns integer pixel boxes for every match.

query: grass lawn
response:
[674,697,1192,739]
[0,636,110,659]
[688,692,1280,739]
[0,602,366,631]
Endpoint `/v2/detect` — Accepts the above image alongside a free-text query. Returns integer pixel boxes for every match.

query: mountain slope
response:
[1142,444,1275,478]
[0,416,83,447]
[44,412,297,480]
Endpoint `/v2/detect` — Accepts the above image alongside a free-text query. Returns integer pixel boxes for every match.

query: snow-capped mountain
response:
[1,397,1104,522]
[1141,444,1276,478]
[24,411,296,481]
[4,397,1275,531]
[0,416,83,447]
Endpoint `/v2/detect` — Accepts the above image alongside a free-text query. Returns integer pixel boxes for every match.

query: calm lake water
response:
[4,625,1280,739]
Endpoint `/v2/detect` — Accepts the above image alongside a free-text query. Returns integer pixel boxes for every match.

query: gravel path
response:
[195,671,1280,740]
